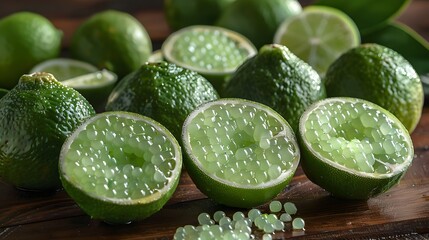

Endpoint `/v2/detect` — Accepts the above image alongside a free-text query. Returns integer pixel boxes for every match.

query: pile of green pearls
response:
[173,201,305,239]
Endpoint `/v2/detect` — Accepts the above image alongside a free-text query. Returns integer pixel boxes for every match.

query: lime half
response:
[299,97,414,199]
[162,25,257,94]
[182,99,300,208]
[274,6,360,76]
[59,111,182,224]
[30,58,98,81]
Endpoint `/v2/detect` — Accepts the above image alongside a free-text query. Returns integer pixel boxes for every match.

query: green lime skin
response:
[0,89,8,99]
[0,73,95,191]
[105,62,219,139]
[70,10,152,78]
[216,0,301,48]
[164,0,236,30]
[0,12,62,89]
[324,43,424,133]
[224,44,326,134]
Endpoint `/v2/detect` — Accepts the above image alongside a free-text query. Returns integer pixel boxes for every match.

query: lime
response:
[224,44,326,134]
[216,0,302,49]
[164,0,235,30]
[30,58,98,81]
[0,88,8,99]
[314,0,410,33]
[147,50,164,63]
[0,72,95,191]
[70,10,152,78]
[162,25,257,94]
[60,111,182,224]
[0,12,62,89]
[105,62,219,139]
[30,58,118,111]
[62,70,118,111]
[182,98,300,208]
[324,43,424,133]
[299,97,414,199]
[274,6,360,76]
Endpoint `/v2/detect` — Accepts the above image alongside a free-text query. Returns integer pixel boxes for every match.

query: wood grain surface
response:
[0,0,429,239]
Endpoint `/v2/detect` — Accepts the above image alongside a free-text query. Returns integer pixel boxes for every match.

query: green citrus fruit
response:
[224,44,326,134]
[274,6,360,76]
[324,43,424,133]
[30,58,99,81]
[70,10,152,78]
[216,0,302,48]
[0,72,95,191]
[105,61,219,139]
[299,97,414,199]
[182,98,300,208]
[60,111,182,224]
[164,0,235,30]
[162,25,257,95]
[0,89,8,99]
[0,12,62,89]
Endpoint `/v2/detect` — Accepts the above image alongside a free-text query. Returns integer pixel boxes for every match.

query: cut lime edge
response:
[182,98,300,189]
[61,69,118,89]
[299,97,414,179]
[30,58,98,76]
[147,50,164,63]
[273,5,360,51]
[59,111,183,205]
[162,25,257,76]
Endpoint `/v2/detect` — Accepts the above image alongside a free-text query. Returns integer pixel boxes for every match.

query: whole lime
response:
[224,44,326,134]
[164,0,235,30]
[0,12,62,89]
[216,0,302,48]
[324,43,424,133]
[105,62,219,139]
[0,72,95,191]
[70,10,152,78]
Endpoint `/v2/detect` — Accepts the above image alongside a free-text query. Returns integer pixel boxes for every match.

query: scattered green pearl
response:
[284,202,297,215]
[269,200,282,213]
[292,217,305,230]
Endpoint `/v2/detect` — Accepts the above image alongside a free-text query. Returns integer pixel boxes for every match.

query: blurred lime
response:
[0,89,8,99]
[30,58,98,80]
[274,6,360,76]
[60,111,182,224]
[0,72,95,191]
[105,61,219,139]
[147,50,164,63]
[182,98,300,208]
[162,25,257,94]
[70,10,152,78]
[324,43,423,133]
[164,0,235,30]
[225,44,326,133]
[216,0,302,49]
[299,97,414,199]
[30,58,118,111]
[0,12,62,89]
[314,0,410,33]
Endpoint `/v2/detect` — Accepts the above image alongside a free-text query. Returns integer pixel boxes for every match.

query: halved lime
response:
[59,111,182,224]
[162,25,257,94]
[273,6,360,76]
[30,58,117,111]
[147,50,164,63]
[299,97,414,199]
[30,58,98,81]
[182,98,300,208]
[62,69,118,111]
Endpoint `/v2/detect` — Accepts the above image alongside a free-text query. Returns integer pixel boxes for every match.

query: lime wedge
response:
[273,6,360,76]
[162,25,257,94]
[30,58,98,81]
[59,111,182,224]
[299,97,414,199]
[182,98,300,208]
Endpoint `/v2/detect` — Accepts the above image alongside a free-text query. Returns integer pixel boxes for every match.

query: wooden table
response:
[1,1,429,239]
